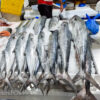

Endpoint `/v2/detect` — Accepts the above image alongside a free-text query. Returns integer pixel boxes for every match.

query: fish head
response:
[69,15,84,29]
[68,15,87,39]
[49,17,59,31]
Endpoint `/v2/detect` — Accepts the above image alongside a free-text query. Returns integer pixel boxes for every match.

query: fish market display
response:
[0,16,99,100]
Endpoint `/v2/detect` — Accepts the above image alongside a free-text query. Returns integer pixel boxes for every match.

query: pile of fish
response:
[0,15,100,99]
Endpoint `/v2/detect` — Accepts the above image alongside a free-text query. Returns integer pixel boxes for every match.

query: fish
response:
[15,19,37,85]
[24,33,39,88]
[57,21,77,93]
[73,49,97,100]
[0,21,29,89]
[71,86,97,100]
[68,15,100,93]
[37,18,52,77]
[43,30,58,94]
[36,18,53,93]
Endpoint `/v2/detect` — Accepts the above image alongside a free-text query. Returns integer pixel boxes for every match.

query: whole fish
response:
[25,33,39,86]
[57,22,77,93]
[68,15,100,92]
[43,30,58,94]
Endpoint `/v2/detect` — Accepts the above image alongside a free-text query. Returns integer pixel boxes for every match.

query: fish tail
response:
[58,73,77,94]
[85,72,100,90]
[65,74,77,94]
[72,72,81,83]
[5,77,13,89]
[46,80,51,95]
[62,73,77,94]
[18,75,25,84]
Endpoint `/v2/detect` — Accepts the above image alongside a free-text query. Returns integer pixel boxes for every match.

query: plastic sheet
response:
[85,14,100,35]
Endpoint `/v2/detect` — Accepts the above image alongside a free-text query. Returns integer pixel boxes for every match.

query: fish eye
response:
[74,17,77,21]
[13,36,15,39]
[21,36,24,39]
[31,38,33,41]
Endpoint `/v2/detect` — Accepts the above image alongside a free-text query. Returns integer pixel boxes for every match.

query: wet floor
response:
[0,94,100,100]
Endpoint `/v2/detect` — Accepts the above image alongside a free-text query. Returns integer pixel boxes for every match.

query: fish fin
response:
[72,72,81,83]
[91,58,98,74]
[20,81,29,92]
[0,79,5,88]
[64,74,77,94]
[85,73,100,90]
[18,75,26,84]
[24,53,26,56]
[29,77,38,88]
[38,84,44,95]
[90,37,100,45]
[46,81,51,95]
[5,77,13,89]
[59,73,77,94]
[38,73,45,83]
[0,53,5,69]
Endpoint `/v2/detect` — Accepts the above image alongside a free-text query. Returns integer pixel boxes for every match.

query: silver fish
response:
[25,33,39,86]
[37,18,52,75]
[57,22,77,93]
[43,30,58,94]
[69,15,100,91]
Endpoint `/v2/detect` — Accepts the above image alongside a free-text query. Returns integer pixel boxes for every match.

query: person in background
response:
[38,0,63,18]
